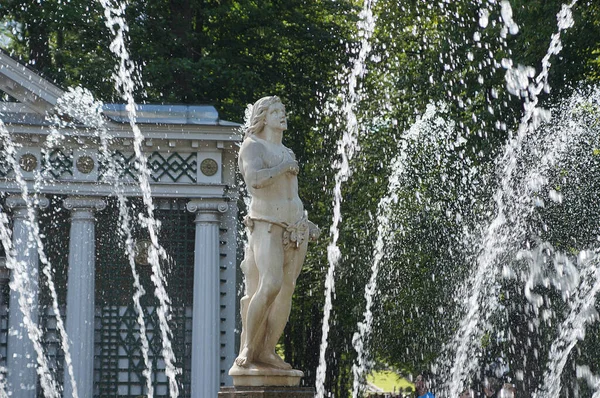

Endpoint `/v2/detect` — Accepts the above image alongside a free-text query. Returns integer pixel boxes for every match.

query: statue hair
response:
[244,96,281,140]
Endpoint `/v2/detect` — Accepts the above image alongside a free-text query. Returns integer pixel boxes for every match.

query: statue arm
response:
[247,160,295,189]
[240,144,298,189]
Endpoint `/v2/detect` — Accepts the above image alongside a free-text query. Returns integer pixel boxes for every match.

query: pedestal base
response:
[229,365,303,387]
[218,386,315,398]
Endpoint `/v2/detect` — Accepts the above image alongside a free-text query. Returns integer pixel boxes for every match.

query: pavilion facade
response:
[0,51,240,397]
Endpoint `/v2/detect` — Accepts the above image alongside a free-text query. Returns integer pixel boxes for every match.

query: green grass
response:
[367,370,415,393]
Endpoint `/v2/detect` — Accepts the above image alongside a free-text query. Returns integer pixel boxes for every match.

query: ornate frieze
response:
[148,152,197,182]
[0,148,217,184]
[99,150,201,183]
[0,144,223,185]
[42,148,73,179]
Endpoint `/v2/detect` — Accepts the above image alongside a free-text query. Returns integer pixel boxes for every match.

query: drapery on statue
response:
[229,96,319,386]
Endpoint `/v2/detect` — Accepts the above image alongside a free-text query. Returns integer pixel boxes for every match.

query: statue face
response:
[264,101,287,132]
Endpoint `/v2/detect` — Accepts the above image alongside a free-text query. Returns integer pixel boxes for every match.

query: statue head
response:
[244,96,282,139]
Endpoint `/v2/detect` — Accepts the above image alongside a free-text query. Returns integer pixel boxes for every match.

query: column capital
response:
[186,199,228,214]
[63,197,107,212]
[187,199,228,224]
[5,195,49,217]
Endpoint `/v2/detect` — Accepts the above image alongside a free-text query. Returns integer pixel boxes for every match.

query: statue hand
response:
[282,159,299,175]
[308,220,320,241]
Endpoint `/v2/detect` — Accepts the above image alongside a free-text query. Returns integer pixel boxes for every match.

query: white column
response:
[186,199,228,398]
[5,195,49,398]
[62,197,106,398]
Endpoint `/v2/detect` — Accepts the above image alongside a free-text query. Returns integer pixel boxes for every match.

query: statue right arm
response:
[240,142,298,189]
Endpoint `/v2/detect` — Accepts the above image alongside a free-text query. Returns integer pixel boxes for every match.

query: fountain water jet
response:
[98,1,181,395]
[350,103,459,397]
[315,1,377,396]
[444,2,580,395]
[0,121,61,398]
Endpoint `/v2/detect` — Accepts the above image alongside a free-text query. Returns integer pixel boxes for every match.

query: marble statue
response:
[229,96,319,386]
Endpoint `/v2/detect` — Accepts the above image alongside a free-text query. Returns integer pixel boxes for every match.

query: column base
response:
[218,386,315,398]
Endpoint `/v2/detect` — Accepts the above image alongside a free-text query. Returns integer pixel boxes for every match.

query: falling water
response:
[513,88,599,396]
[51,87,155,396]
[31,151,80,398]
[445,2,579,395]
[315,1,377,396]
[0,120,61,398]
[0,0,596,395]
[98,0,180,395]
[530,249,600,398]
[350,103,452,397]
[515,87,600,396]
[577,366,600,397]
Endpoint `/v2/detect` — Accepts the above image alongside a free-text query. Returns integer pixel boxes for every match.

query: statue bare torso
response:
[240,136,304,224]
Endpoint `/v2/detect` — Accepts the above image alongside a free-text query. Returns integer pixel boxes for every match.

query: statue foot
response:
[257,351,292,370]
[235,347,253,368]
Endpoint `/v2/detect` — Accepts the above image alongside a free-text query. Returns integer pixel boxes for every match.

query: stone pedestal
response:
[229,366,303,387]
[218,386,315,398]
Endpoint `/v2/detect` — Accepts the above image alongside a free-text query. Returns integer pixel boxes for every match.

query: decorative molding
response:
[42,148,73,179]
[148,152,197,182]
[0,51,63,114]
[5,195,49,210]
[99,151,198,183]
[134,240,152,265]
[73,149,99,182]
[98,151,138,181]
[200,158,218,176]
[186,200,228,214]
[0,181,229,198]
[19,153,38,172]
[76,155,95,174]
[14,147,41,178]
[63,197,107,212]
[197,151,222,184]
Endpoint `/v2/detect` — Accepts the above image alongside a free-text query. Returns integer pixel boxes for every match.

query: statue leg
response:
[238,244,258,356]
[235,223,284,367]
[257,238,308,369]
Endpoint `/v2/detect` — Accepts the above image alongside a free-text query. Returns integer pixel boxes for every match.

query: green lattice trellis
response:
[37,196,70,397]
[39,306,66,394]
[0,196,196,397]
[94,305,189,397]
[94,199,195,397]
